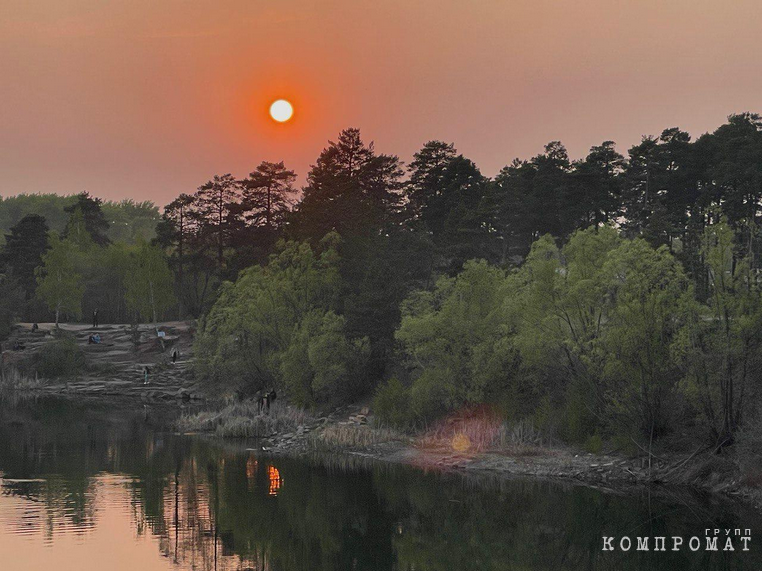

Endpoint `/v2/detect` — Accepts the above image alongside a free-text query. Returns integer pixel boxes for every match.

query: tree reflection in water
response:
[1,397,761,571]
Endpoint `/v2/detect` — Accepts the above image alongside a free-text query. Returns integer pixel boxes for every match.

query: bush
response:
[373,377,411,428]
[736,416,762,486]
[584,433,603,454]
[411,371,452,422]
[35,336,85,378]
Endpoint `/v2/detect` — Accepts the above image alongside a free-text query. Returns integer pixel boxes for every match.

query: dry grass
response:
[0,367,45,392]
[177,401,310,438]
[417,406,546,456]
[309,424,407,451]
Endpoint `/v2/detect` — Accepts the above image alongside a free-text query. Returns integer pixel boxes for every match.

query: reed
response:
[309,424,406,451]
[417,407,546,455]
[178,401,310,438]
[0,367,44,392]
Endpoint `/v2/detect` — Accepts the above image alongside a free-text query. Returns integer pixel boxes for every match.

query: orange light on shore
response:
[269,99,293,122]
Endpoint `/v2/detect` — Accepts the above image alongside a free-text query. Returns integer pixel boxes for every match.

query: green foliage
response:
[396,259,514,421]
[35,233,85,325]
[678,221,762,442]
[1,214,49,299]
[0,194,76,240]
[395,227,703,443]
[373,377,412,428]
[0,193,159,246]
[101,199,160,243]
[35,335,85,378]
[0,273,23,338]
[124,239,176,325]
[195,236,368,405]
[63,192,111,247]
[597,238,694,437]
[280,310,370,405]
[584,433,603,454]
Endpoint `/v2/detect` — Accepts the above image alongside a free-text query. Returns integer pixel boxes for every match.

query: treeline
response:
[190,113,762,448]
[2,113,762,447]
[0,194,160,244]
[0,193,173,332]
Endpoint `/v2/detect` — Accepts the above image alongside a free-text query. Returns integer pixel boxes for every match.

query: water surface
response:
[0,397,760,570]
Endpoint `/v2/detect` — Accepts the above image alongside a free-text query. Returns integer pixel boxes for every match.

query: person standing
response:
[93,308,99,329]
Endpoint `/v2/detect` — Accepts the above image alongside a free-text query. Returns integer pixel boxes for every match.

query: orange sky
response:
[1,0,761,206]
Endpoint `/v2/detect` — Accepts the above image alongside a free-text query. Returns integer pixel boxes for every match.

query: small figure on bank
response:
[171,348,178,364]
[93,308,99,329]
[257,389,277,414]
[31,323,39,331]
[143,366,151,385]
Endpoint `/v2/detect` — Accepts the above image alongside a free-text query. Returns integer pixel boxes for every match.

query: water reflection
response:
[0,397,760,571]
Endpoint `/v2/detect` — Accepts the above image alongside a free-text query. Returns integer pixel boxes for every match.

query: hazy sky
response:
[2,0,761,206]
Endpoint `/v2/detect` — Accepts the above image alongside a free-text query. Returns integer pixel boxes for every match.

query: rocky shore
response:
[4,321,759,512]
[1,322,204,402]
[221,404,762,512]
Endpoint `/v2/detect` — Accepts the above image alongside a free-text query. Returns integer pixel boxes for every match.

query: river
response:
[0,396,760,570]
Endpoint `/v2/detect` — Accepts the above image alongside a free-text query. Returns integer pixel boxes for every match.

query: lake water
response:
[1,397,760,570]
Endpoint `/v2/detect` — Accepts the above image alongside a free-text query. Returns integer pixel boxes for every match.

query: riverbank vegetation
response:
[3,113,762,460]
[178,401,310,438]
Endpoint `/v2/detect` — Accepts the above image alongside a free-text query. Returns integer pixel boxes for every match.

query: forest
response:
[1,112,762,450]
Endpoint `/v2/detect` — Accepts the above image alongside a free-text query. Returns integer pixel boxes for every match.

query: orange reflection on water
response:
[246,457,259,490]
[267,466,282,496]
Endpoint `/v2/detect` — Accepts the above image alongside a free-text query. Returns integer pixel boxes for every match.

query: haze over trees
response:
[2,113,762,449]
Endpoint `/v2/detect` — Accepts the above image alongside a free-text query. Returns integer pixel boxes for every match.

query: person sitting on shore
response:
[12,340,25,351]
[88,333,101,344]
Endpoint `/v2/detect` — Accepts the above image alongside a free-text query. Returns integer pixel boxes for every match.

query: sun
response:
[269,99,293,122]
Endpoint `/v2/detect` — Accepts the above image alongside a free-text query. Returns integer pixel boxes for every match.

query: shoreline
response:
[177,400,762,513]
[3,382,760,513]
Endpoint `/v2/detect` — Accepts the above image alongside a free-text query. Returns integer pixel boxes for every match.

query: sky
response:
[1,0,761,206]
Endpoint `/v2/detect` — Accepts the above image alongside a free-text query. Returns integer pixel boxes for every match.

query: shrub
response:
[35,336,85,377]
[736,416,762,486]
[410,371,452,422]
[373,377,411,428]
[584,433,603,454]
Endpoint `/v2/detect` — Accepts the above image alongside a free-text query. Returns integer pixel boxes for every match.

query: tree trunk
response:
[149,279,157,329]
[149,279,164,351]
[267,184,272,227]
[178,204,184,320]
